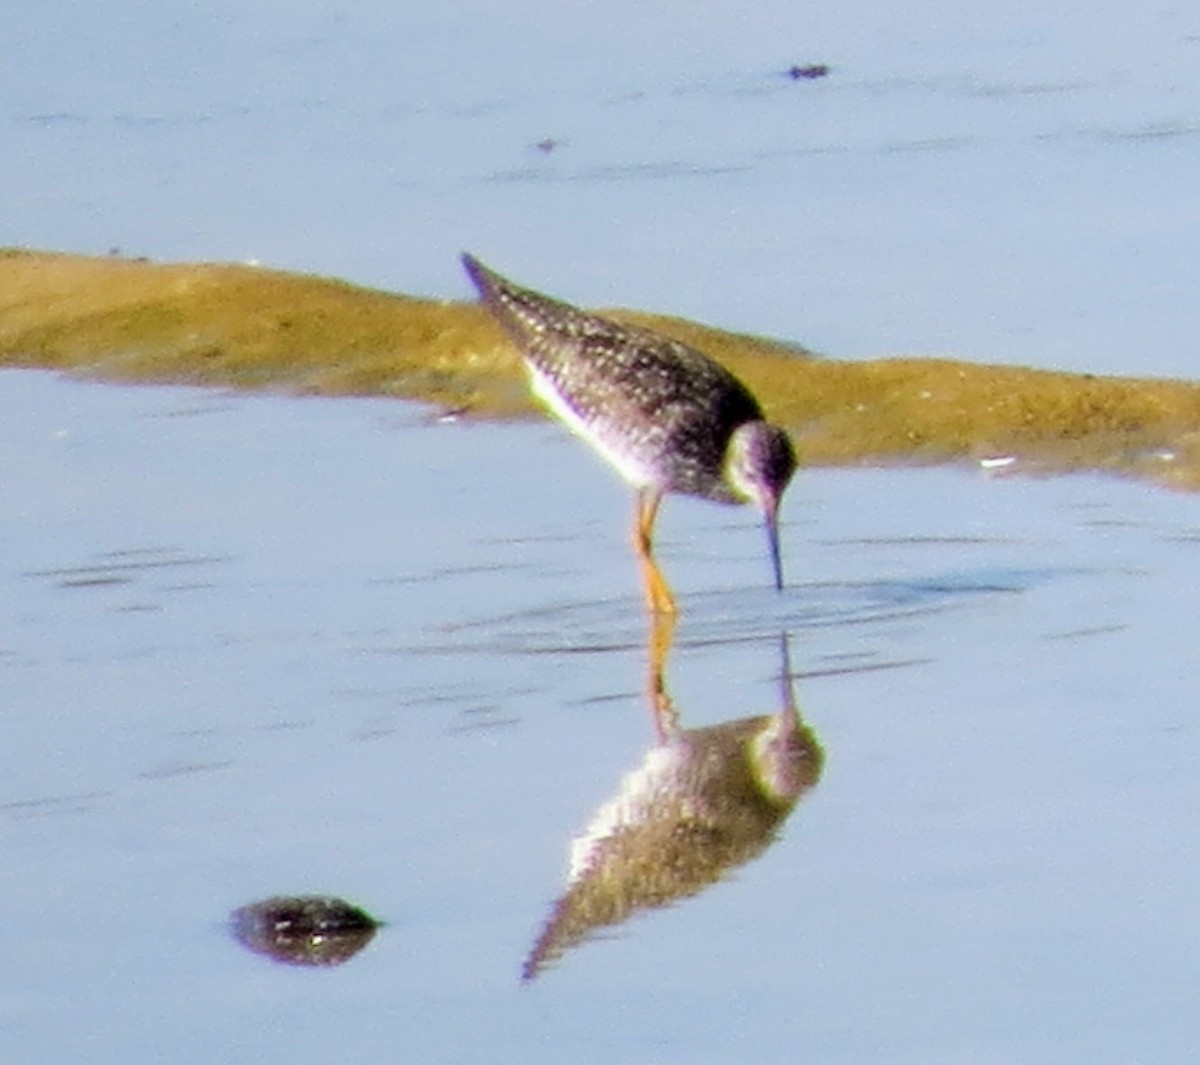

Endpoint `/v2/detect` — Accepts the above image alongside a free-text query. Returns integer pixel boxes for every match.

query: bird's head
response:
[725,421,797,590]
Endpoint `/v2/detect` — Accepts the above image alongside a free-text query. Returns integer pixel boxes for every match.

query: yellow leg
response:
[645,608,679,740]
[633,489,677,616]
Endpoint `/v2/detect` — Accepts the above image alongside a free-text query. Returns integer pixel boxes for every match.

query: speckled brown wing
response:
[463,254,763,502]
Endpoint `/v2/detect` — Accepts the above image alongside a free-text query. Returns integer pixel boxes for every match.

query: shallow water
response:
[3,370,1198,1063]
[5,2,1200,1060]
[6,1,1200,377]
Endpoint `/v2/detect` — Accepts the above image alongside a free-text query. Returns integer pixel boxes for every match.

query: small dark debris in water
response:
[787,64,830,81]
[230,895,380,967]
[533,137,560,153]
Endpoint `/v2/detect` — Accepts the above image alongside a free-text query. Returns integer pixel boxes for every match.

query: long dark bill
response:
[765,501,784,592]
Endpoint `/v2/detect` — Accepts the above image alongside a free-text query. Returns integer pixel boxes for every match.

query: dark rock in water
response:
[230,895,380,967]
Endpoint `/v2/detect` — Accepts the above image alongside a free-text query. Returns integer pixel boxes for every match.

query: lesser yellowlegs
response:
[462,254,797,613]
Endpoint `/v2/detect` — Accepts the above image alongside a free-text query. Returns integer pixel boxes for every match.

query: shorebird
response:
[462,254,797,613]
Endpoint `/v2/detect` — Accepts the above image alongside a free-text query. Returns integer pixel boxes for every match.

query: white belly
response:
[528,362,657,488]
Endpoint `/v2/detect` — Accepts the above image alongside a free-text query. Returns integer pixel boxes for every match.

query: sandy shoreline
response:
[4,247,1200,489]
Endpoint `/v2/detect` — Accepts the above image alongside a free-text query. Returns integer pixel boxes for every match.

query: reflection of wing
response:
[523,707,822,982]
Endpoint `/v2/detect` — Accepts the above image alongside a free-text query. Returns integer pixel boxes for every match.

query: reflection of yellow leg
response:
[646,608,679,740]
[633,489,677,616]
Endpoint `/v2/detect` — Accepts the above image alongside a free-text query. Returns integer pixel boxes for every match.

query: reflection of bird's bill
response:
[764,500,784,591]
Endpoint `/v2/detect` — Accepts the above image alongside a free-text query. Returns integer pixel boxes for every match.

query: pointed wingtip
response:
[461,254,515,308]
[460,251,487,292]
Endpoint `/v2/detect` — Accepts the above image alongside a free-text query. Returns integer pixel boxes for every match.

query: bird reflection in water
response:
[522,615,824,981]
